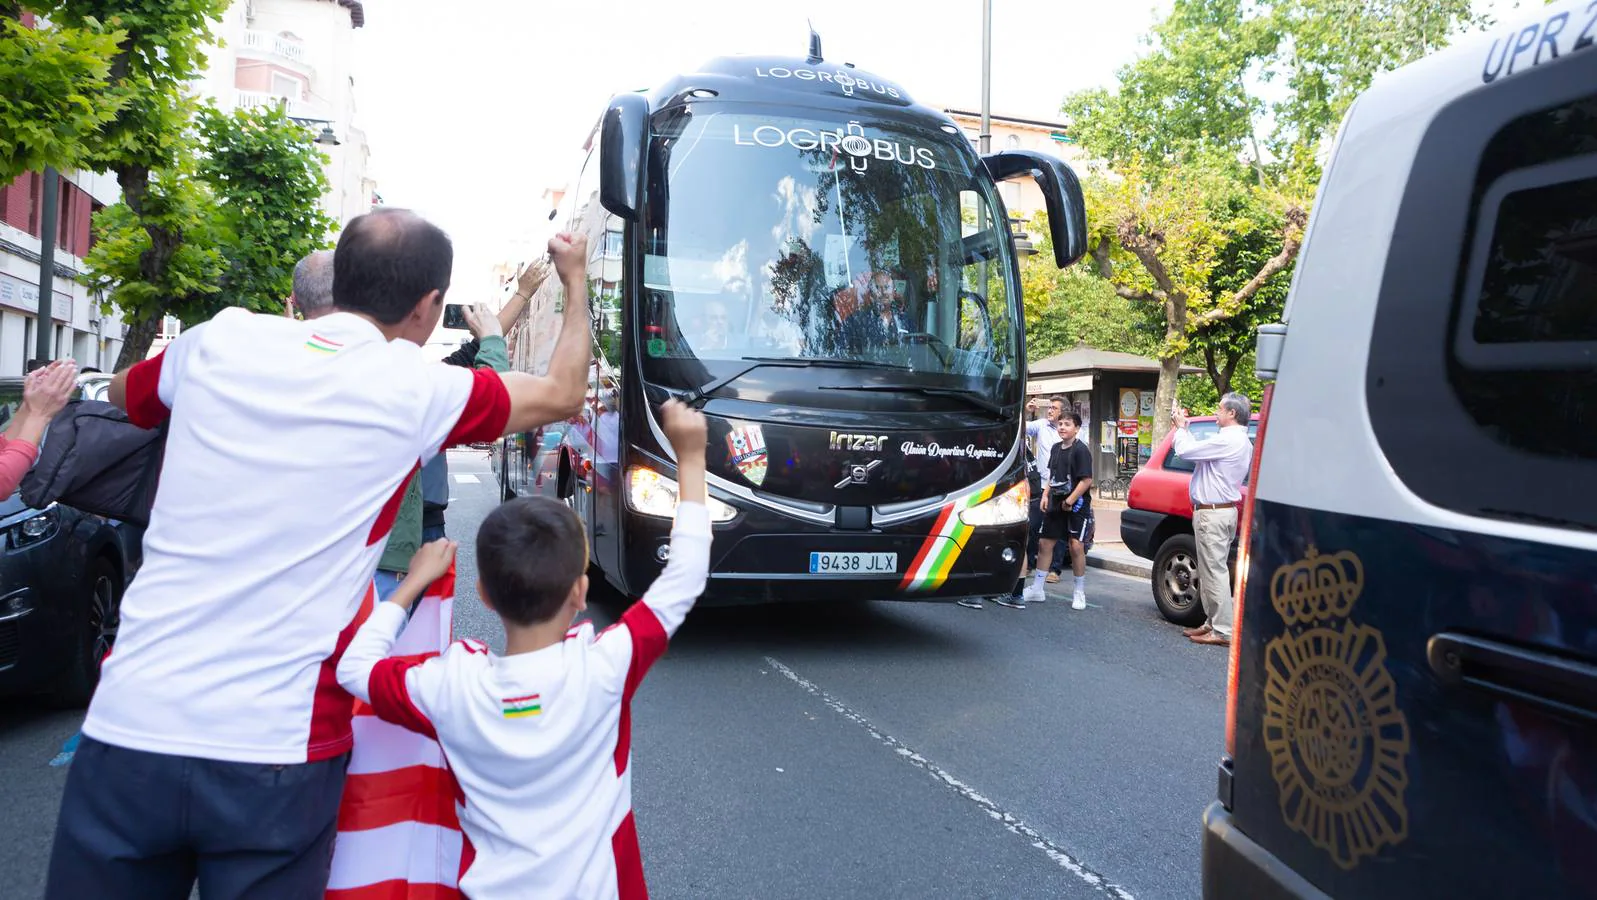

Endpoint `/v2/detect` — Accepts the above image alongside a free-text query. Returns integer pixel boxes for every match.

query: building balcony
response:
[234,90,332,124]
[239,29,308,65]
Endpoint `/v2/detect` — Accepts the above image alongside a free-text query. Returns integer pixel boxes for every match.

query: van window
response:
[1365,71,1597,532]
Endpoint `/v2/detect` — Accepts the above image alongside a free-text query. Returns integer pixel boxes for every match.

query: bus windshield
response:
[639,104,1021,397]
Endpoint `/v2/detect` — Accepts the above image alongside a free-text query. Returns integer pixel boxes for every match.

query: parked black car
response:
[0,377,141,707]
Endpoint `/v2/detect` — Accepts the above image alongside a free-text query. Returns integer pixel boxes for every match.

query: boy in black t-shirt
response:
[1027,412,1093,609]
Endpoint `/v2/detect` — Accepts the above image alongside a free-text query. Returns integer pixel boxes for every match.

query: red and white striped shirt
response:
[338,502,712,900]
[83,308,510,765]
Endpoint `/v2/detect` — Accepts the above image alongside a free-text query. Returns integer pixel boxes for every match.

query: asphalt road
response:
[0,449,1226,900]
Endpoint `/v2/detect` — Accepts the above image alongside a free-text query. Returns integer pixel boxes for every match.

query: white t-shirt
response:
[338,503,712,900]
[1025,417,1061,475]
[83,308,511,764]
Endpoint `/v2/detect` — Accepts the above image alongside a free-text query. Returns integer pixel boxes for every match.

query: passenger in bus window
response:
[841,268,912,352]
[693,297,732,352]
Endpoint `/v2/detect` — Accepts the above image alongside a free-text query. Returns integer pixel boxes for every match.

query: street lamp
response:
[1011,217,1036,257]
[287,115,340,146]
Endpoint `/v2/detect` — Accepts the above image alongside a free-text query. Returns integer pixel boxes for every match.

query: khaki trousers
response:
[1193,506,1238,637]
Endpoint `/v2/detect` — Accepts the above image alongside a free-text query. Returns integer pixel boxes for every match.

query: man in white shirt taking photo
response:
[1171,392,1254,647]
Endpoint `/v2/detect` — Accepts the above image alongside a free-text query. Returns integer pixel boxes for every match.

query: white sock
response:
[1033,569,1047,587]
[1074,575,1085,593]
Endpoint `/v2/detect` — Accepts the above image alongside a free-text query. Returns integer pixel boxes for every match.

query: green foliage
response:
[1064,0,1485,178]
[1059,0,1482,443]
[1022,239,1161,363]
[85,163,223,325]
[1269,0,1481,161]
[88,105,334,329]
[0,13,126,180]
[40,0,231,173]
[194,104,336,315]
[1062,0,1278,168]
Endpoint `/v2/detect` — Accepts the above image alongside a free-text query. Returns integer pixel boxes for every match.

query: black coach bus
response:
[498,37,1089,605]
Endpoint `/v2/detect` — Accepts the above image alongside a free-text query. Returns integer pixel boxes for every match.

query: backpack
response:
[20,400,166,527]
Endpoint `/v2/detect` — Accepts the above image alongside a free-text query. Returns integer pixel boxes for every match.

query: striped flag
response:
[326,564,467,900]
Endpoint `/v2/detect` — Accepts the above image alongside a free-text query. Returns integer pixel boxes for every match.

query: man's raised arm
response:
[498,233,591,435]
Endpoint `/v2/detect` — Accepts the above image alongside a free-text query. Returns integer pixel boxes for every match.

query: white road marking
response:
[764,656,1137,899]
[452,473,480,484]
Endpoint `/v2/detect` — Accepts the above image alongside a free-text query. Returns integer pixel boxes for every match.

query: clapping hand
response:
[24,359,78,420]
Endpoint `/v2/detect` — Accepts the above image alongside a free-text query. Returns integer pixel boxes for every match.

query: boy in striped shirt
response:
[338,399,711,899]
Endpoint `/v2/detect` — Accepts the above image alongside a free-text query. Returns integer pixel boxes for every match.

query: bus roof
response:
[644,54,945,122]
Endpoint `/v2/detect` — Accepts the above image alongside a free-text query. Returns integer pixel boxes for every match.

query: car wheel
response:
[49,557,121,709]
[1151,533,1206,627]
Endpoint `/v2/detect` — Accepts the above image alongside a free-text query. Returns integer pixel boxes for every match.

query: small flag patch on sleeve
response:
[306,334,343,354]
[501,694,542,718]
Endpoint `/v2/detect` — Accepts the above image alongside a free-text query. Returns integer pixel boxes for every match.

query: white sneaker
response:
[1023,583,1046,604]
[1071,590,1087,610]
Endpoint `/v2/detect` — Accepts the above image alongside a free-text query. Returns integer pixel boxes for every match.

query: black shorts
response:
[1041,501,1091,542]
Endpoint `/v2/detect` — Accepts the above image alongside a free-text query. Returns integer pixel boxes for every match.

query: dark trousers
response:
[46,736,347,900]
[1024,496,1068,573]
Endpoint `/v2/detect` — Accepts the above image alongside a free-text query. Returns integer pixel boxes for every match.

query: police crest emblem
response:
[1261,546,1412,870]
[725,424,768,487]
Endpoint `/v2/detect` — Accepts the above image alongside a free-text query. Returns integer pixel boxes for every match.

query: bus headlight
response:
[959,480,1029,527]
[626,466,738,523]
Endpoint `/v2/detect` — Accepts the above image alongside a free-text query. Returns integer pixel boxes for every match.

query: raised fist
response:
[548,233,589,281]
[659,398,707,457]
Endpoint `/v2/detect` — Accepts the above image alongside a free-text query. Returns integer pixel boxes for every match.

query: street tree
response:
[1061,0,1484,443]
[23,0,236,366]
[0,9,125,180]
[1084,152,1306,443]
[1019,211,1161,362]
[87,105,335,359]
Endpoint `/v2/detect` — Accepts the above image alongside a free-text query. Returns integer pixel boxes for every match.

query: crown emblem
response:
[1269,546,1363,627]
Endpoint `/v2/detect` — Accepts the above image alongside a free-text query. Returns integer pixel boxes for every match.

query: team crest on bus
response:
[1260,546,1412,871]
[725,424,769,486]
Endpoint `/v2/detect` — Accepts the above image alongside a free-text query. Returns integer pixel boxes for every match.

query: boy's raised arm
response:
[336,542,457,737]
[635,400,710,637]
[597,401,711,682]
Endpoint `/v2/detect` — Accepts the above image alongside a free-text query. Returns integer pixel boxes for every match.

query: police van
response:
[1203,1,1597,897]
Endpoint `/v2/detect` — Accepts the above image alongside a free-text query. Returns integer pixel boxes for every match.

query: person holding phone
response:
[1171,393,1254,646]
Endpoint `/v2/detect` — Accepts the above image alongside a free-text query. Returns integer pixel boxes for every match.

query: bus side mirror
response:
[600,93,649,221]
[982,150,1088,269]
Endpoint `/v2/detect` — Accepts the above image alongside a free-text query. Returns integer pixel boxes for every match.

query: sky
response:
[348,0,1180,308]
[345,0,1532,328]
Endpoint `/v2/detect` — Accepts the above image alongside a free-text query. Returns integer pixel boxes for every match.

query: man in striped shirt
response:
[46,209,593,899]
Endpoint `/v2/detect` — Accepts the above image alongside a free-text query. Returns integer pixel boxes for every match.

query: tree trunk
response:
[1152,302,1186,448]
[1152,354,1183,449]
[114,312,161,371]
[1203,344,1240,398]
[1219,351,1240,398]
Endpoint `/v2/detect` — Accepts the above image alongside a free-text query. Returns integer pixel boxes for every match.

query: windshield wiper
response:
[821,383,1008,417]
[684,357,910,406]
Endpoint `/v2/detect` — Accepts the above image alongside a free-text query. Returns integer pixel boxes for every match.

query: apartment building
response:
[942,108,1087,243]
[0,170,128,374]
[197,0,377,228]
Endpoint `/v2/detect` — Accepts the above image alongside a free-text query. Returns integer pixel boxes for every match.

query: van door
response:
[1219,26,1597,900]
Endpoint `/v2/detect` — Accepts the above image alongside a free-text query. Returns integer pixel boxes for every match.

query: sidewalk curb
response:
[1087,553,1152,580]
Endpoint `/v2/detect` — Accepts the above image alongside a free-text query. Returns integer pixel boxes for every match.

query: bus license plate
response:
[809,552,898,574]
